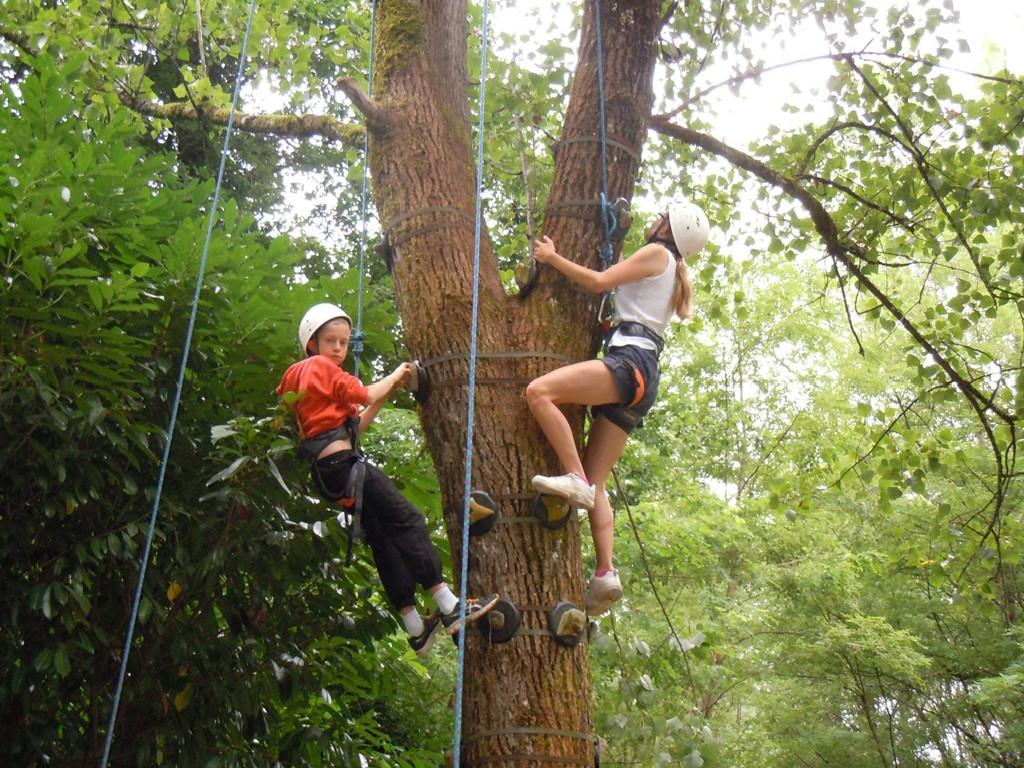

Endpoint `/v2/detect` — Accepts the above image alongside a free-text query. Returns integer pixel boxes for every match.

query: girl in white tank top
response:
[524,201,710,616]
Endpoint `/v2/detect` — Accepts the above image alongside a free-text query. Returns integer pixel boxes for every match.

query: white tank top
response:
[608,247,675,351]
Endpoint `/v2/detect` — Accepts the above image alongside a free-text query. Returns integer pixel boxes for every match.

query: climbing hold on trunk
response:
[530,492,572,530]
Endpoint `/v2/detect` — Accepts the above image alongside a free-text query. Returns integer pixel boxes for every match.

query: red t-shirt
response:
[276,355,370,439]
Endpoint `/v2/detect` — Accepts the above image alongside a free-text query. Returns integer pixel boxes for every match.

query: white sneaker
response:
[585,570,623,616]
[531,472,596,510]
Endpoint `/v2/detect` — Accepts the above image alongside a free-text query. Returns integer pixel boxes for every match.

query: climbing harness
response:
[97,1,261,765]
[308,416,367,566]
[350,0,379,376]
[604,320,665,354]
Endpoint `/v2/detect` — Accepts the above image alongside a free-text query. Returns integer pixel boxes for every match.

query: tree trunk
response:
[365,1,661,765]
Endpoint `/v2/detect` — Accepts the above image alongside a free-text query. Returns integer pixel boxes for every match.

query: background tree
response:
[1,0,1021,766]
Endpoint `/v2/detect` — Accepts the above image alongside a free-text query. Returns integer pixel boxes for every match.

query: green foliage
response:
[591,232,1022,767]
[0,55,446,767]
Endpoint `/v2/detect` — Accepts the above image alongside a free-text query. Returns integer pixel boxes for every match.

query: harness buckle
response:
[606,321,664,355]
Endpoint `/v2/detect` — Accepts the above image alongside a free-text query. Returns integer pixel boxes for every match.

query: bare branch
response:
[833,254,866,356]
[194,0,208,77]
[656,1,678,34]
[336,76,394,134]
[738,413,799,492]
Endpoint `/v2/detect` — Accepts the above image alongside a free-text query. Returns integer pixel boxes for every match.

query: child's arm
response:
[533,235,667,293]
[357,362,413,432]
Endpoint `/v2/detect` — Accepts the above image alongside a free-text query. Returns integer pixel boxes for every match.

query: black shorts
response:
[592,343,660,434]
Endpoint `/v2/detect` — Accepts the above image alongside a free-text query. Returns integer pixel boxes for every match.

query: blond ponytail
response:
[673,257,693,319]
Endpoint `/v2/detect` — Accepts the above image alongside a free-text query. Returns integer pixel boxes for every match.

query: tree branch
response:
[799,119,913,175]
[648,117,1015,429]
[655,50,1022,122]
[0,28,32,55]
[336,76,394,134]
[845,58,998,307]
[119,93,365,145]
[800,173,916,232]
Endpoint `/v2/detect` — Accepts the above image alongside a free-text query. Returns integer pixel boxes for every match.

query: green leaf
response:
[41,585,53,619]
[54,645,71,677]
[267,456,292,496]
[86,281,104,311]
[174,682,194,711]
[138,596,153,625]
[210,424,237,442]
[205,456,251,485]
[23,256,46,290]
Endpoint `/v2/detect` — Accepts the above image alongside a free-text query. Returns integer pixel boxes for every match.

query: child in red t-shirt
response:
[278,303,497,655]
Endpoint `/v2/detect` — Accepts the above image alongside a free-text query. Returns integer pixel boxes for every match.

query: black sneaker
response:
[408,612,442,657]
[441,594,500,635]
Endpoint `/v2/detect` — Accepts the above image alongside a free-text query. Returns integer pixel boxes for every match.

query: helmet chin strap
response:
[649,233,681,257]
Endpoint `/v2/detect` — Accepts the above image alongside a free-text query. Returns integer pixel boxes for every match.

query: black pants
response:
[313,451,444,609]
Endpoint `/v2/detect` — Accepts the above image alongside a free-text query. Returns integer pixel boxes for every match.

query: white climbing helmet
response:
[667,200,710,257]
[298,303,352,354]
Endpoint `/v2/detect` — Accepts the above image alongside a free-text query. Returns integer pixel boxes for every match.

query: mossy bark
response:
[366,2,662,765]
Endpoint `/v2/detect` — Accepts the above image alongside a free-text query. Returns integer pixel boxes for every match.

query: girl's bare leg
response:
[525,360,620,478]
[582,416,630,571]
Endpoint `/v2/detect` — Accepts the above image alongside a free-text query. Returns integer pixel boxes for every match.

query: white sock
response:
[431,585,459,615]
[401,609,424,637]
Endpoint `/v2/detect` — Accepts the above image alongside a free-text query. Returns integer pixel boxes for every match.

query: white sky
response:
[666,0,1024,149]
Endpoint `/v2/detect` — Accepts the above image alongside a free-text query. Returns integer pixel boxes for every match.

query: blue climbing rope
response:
[452,0,489,764]
[594,0,615,267]
[351,0,379,377]
[593,0,620,329]
[97,0,260,765]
